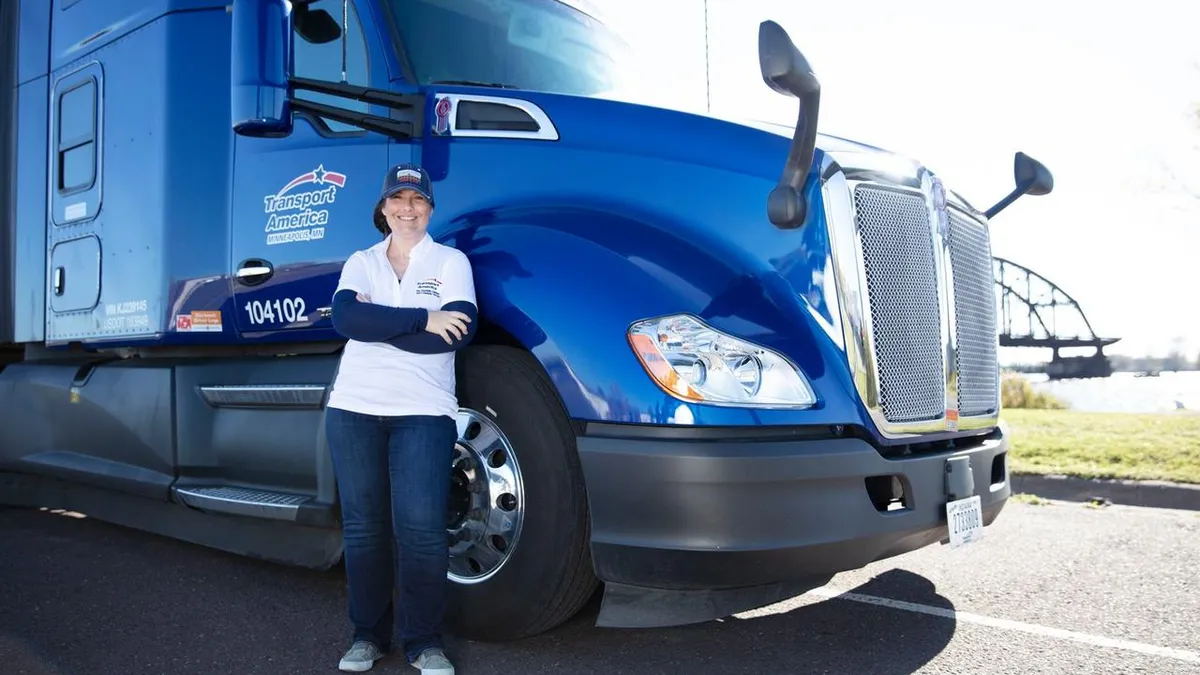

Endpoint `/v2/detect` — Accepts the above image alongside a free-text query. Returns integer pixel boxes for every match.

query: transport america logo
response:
[395,168,423,184]
[263,164,347,246]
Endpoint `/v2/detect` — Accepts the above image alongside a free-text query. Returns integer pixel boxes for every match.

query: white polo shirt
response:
[326,233,476,418]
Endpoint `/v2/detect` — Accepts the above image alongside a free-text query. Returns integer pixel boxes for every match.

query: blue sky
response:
[594,0,1200,361]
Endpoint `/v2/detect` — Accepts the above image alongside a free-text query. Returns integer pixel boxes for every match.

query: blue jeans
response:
[325,407,457,663]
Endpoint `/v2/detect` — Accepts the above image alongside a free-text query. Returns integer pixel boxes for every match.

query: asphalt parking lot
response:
[1,494,1197,675]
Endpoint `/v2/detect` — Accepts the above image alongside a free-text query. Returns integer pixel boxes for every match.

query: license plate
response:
[945,494,983,549]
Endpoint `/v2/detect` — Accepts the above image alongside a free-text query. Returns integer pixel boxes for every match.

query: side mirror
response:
[984,151,1054,219]
[1014,151,1053,196]
[231,0,294,136]
[294,2,343,44]
[758,20,821,230]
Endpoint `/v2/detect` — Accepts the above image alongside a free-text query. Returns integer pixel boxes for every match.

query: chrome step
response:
[174,485,314,521]
[196,384,327,409]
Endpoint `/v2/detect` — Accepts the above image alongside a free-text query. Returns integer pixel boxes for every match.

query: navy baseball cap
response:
[380,163,434,206]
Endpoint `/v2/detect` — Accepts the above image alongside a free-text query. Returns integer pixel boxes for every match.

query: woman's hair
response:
[372,199,388,236]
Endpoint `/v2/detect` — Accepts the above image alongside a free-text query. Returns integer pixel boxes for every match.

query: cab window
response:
[386,0,633,98]
[57,79,96,193]
[293,0,370,133]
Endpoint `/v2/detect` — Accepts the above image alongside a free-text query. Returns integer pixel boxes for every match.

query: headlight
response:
[627,314,817,408]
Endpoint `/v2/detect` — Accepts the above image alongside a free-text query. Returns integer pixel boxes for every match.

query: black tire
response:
[444,345,598,641]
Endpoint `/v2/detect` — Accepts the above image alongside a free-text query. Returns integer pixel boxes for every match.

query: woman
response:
[324,162,476,674]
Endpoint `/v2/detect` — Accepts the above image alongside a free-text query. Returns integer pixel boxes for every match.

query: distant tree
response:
[1163,351,1186,372]
[1161,337,1187,372]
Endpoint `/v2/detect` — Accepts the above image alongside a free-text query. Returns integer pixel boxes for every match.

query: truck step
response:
[174,485,321,523]
[196,384,327,409]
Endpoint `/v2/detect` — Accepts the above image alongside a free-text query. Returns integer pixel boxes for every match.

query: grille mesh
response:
[853,186,945,423]
[948,211,999,416]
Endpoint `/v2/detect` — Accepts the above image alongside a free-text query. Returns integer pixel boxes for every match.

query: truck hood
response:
[727,117,897,157]
[543,94,978,215]
[474,89,924,190]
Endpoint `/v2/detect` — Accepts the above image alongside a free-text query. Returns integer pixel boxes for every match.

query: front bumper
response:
[576,423,1008,623]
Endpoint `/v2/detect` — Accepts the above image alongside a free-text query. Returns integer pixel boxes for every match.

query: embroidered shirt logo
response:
[415,278,442,297]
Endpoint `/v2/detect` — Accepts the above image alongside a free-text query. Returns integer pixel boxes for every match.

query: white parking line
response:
[807,587,1200,665]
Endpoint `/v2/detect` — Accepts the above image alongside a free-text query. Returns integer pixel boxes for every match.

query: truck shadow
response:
[0,507,956,675]
[452,568,957,675]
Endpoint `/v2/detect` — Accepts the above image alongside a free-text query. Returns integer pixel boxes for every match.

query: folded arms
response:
[330,289,477,354]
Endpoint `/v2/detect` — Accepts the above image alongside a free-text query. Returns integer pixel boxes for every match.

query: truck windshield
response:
[386,0,632,98]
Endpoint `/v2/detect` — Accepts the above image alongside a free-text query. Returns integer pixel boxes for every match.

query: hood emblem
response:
[931,178,950,239]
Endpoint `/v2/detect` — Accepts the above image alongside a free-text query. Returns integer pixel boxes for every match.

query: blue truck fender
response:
[440,200,857,428]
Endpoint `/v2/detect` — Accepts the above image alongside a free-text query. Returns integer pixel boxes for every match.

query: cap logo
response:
[395,168,423,185]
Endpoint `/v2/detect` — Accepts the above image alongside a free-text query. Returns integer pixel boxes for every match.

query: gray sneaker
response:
[339,641,384,672]
[412,648,455,675]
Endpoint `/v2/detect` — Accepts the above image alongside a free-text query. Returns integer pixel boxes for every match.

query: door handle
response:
[53,267,65,296]
[235,259,274,286]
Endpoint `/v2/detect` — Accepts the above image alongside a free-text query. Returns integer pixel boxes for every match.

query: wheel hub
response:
[445,408,524,584]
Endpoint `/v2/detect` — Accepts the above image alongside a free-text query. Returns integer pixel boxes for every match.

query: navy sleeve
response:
[385,300,478,354]
[330,289,429,342]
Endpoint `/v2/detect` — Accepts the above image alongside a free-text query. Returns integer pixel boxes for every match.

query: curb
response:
[1010,473,1200,511]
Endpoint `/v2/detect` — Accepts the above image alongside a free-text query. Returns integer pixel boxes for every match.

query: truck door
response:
[228,0,402,340]
[47,64,104,337]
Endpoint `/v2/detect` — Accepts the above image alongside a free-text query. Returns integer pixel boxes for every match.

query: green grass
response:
[1002,408,1200,484]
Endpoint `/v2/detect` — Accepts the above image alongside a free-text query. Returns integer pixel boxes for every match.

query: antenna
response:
[341,0,348,83]
[704,0,711,113]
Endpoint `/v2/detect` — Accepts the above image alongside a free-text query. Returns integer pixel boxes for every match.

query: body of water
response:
[1019,370,1200,413]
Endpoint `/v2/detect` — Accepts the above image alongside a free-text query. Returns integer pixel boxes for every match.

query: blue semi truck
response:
[0,0,1053,640]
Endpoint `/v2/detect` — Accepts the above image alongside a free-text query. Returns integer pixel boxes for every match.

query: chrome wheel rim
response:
[445,407,524,584]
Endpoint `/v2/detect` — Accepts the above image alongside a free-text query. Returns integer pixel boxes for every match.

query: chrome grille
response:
[852,185,945,423]
[948,211,999,416]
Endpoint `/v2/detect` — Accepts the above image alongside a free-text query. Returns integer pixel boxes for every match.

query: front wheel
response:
[444,345,598,641]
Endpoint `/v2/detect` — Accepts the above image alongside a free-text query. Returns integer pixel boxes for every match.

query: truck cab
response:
[0,0,1053,640]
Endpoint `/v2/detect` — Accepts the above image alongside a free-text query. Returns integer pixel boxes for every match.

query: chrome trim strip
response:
[820,150,1001,439]
[821,158,876,410]
[174,486,311,522]
[435,93,560,141]
[197,384,327,409]
[925,171,959,431]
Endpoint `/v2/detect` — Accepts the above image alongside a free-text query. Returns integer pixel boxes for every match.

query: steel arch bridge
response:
[992,257,1120,379]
